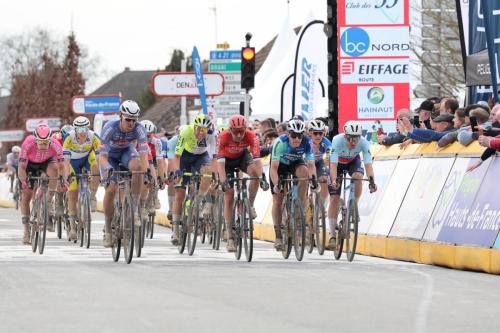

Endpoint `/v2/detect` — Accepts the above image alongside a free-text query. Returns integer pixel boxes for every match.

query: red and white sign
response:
[151,72,225,97]
[26,117,62,132]
[338,0,410,133]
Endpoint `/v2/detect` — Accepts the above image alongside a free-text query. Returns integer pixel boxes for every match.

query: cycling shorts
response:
[330,155,364,196]
[69,151,97,191]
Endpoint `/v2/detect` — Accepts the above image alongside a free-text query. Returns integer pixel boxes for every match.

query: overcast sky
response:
[0,0,325,91]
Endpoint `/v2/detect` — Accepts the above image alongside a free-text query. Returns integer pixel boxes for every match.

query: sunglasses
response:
[231,128,245,135]
[75,127,88,134]
[195,126,208,133]
[36,139,50,145]
[289,132,303,139]
[312,131,324,136]
[123,117,137,123]
[345,135,360,143]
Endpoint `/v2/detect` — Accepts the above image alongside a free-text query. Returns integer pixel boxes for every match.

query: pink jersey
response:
[20,135,64,164]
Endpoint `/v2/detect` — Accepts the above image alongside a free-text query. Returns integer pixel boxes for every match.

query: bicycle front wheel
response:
[306,194,316,254]
[315,197,326,255]
[213,191,223,250]
[38,191,48,255]
[233,199,243,260]
[333,213,345,260]
[186,196,200,256]
[281,198,292,259]
[242,199,253,262]
[111,212,121,262]
[345,200,359,262]
[122,195,135,264]
[178,198,189,254]
[148,212,155,239]
[292,198,306,261]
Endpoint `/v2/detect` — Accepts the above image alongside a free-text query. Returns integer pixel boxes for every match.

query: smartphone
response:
[413,115,420,128]
[470,116,478,132]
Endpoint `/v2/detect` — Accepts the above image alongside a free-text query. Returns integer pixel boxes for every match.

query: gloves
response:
[21,180,28,190]
[369,177,377,193]
[221,180,231,192]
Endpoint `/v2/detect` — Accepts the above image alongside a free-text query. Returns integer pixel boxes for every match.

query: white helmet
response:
[11,145,21,153]
[343,120,363,136]
[308,119,326,131]
[287,119,306,133]
[140,120,156,133]
[73,116,90,128]
[120,100,141,118]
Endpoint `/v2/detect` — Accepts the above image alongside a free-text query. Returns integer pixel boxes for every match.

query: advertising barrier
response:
[389,157,454,240]
[367,158,419,236]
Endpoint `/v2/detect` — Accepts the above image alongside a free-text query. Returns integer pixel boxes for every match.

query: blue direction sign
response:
[210,50,241,60]
[72,95,121,114]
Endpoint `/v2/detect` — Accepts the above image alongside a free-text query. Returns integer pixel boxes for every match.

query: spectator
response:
[401,113,454,142]
[417,100,434,129]
[260,118,275,133]
[276,122,287,136]
[457,108,492,146]
[251,119,260,132]
[466,133,500,172]
[439,98,459,115]
[378,108,411,145]
[489,104,500,124]
[260,130,279,158]
[437,108,467,147]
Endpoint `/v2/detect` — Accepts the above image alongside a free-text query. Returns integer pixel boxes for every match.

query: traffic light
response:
[241,47,255,90]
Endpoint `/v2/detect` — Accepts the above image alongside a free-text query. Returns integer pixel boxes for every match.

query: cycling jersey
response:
[167,135,178,160]
[147,136,164,160]
[63,130,100,160]
[329,134,372,165]
[99,119,148,155]
[174,125,216,156]
[217,129,260,160]
[271,134,314,165]
[20,135,64,164]
[160,137,168,158]
[311,136,332,162]
[6,153,19,168]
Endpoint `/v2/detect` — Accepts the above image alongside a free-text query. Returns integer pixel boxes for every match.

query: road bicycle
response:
[306,178,327,255]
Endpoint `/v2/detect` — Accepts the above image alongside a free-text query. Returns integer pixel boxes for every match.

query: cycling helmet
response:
[120,100,141,118]
[287,119,306,133]
[343,120,363,136]
[61,125,74,137]
[229,115,247,129]
[193,114,212,128]
[11,146,21,153]
[73,116,90,128]
[140,120,156,134]
[308,119,326,131]
[33,124,51,140]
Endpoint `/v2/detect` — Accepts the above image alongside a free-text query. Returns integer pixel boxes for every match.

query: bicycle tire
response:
[135,223,142,257]
[38,191,48,255]
[122,195,135,264]
[333,212,345,260]
[233,199,242,260]
[187,196,200,256]
[178,198,188,254]
[213,191,223,250]
[292,198,306,261]
[345,200,359,262]
[83,193,91,249]
[242,199,253,262]
[306,194,316,254]
[281,198,292,259]
[315,197,326,255]
[111,212,121,262]
[148,212,155,239]
[31,198,38,253]
[56,215,62,239]
[31,223,38,253]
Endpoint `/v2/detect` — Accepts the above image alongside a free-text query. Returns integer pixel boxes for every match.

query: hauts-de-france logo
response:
[340,27,370,57]
[367,87,385,104]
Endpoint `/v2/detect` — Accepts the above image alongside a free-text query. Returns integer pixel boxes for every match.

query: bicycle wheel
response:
[148,212,155,239]
[233,199,242,260]
[134,205,143,258]
[111,212,121,262]
[78,196,85,248]
[187,196,200,256]
[315,197,327,255]
[56,215,62,239]
[38,191,48,255]
[213,191,223,250]
[122,195,135,264]
[178,198,189,254]
[242,198,253,262]
[306,194,316,254]
[345,200,359,262]
[82,192,91,249]
[281,198,292,259]
[333,211,345,260]
[292,198,306,261]
[30,196,39,253]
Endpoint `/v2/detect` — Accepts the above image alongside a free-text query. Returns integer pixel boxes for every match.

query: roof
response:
[91,68,156,101]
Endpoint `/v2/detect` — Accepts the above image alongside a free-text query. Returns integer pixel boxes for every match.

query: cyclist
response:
[269,119,318,251]
[307,119,331,208]
[99,100,149,247]
[217,115,265,252]
[328,120,377,248]
[6,145,21,193]
[61,125,74,143]
[63,116,101,241]
[170,114,215,245]
[140,120,166,221]
[18,124,67,244]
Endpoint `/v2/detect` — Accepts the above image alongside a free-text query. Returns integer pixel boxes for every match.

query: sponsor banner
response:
[368,158,419,236]
[151,72,224,97]
[466,49,492,86]
[339,0,409,26]
[423,157,471,242]
[192,46,208,115]
[358,159,397,234]
[340,26,409,58]
[389,158,455,240]
[26,117,62,131]
[340,58,409,84]
[72,95,121,114]
[0,130,25,142]
[436,157,496,247]
[495,232,500,248]
[357,85,394,119]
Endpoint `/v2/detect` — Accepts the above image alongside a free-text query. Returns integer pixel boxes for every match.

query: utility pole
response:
[326,0,338,138]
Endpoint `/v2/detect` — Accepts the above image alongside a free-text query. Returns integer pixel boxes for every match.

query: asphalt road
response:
[0,207,499,333]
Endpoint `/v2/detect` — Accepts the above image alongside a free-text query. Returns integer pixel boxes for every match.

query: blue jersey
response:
[167,135,178,160]
[312,136,332,162]
[160,137,168,158]
[271,134,314,165]
[329,134,372,165]
[99,119,148,154]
